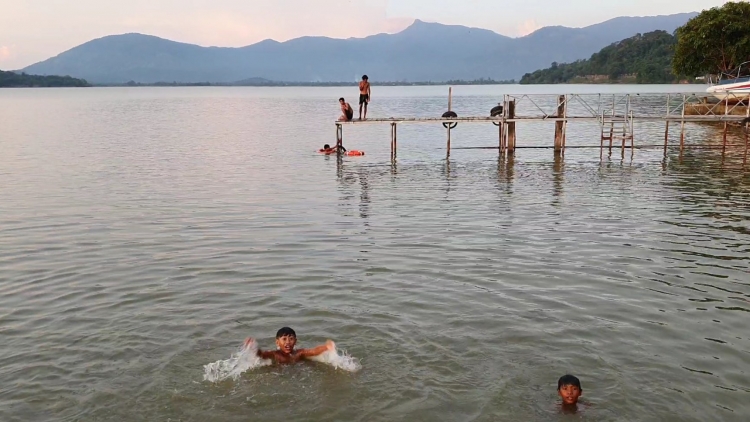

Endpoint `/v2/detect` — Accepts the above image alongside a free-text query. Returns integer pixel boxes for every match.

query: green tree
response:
[520,31,677,84]
[673,1,750,77]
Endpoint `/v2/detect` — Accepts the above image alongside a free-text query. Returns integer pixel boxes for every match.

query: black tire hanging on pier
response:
[442,111,458,129]
[490,105,504,117]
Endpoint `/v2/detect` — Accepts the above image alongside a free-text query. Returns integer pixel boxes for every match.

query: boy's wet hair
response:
[324,144,330,149]
[339,97,345,102]
[558,375,582,390]
[362,75,368,80]
[276,327,296,338]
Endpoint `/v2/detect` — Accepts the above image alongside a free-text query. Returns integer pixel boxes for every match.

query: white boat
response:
[706,61,750,101]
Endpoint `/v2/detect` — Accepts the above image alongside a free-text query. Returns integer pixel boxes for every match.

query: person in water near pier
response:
[338,97,354,121]
[358,75,371,120]
[320,143,346,154]
[558,374,583,412]
[243,327,335,364]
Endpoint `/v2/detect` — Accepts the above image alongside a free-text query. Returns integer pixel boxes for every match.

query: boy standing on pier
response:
[359,75,371,120]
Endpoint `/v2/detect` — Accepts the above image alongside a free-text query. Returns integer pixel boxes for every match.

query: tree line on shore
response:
[521,1,750,84]
[0,70,89,87]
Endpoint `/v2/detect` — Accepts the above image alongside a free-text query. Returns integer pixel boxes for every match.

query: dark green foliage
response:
[673,1,750,77]
[520,30,678,84]
[0,70,90,87]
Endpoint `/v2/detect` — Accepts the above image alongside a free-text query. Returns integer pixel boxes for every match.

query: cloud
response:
[516,19,541,36]
[119,1,414,47]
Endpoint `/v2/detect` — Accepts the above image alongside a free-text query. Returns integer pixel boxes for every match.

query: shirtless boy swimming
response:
[243,327,335,364]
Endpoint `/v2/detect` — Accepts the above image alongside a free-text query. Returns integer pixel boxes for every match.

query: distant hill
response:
[21,13,697,84]
[520,31,678,84]
[0,69,89,87]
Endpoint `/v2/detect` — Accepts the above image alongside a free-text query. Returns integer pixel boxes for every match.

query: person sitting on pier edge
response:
[338,97,354,122]
[320,143,346,154]
[359,75,371,120]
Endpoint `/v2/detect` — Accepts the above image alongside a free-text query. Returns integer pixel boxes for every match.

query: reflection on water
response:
[0,86,749,422]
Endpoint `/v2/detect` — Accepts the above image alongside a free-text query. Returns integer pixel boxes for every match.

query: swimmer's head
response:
[558,375,582,406]
[339,97,345,104]
[275,327,297,354]
[323,144,331,150]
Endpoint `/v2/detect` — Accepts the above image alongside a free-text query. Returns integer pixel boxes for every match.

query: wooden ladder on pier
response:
[600,113,634,152]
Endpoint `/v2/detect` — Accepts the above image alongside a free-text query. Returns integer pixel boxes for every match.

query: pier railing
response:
[334,91,750,164]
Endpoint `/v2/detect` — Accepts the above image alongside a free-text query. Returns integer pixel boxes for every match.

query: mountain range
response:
[20,13,697,84]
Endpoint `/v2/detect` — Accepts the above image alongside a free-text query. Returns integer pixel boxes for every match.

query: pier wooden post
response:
[394,123,398,157]
[664,94,671,157]
[447,87,452,158]
[744,130,749,168]
[447,126,451,157]
[500,98,508,154]
[390,123,396,157]
[336,124,343,154]
[722,122,728,155]
[507,100,516,154]
[554,95,566,155]
[498,123,504,154]
[679,94,686,157]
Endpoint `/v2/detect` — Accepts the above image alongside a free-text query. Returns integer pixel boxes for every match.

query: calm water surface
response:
[1,85,749,421]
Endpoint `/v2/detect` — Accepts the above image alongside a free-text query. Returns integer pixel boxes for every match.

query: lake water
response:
[1,85,749,421]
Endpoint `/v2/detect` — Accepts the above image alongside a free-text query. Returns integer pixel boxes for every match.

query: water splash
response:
[203,340,271,383]
[203,340,361,382]
[310,343,362,372]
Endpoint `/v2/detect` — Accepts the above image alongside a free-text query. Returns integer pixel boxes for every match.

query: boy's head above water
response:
[558,375,582,406]
[275,327,297,354]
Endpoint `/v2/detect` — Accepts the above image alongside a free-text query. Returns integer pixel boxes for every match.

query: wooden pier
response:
[334,90,750,164]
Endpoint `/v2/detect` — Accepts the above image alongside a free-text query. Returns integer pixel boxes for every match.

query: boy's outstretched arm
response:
[243,337,276,360]
[298,340,335,359]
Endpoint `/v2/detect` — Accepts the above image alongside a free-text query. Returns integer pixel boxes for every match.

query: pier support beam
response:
[679,94,686,159]
[507,100,516,155]
[664,121,669,157]
[554,95,566,155]
[447,126,451,157]
[446,87,453,158]
[336,124,343,152]
[390,123,398,158]
[498,122,504,154]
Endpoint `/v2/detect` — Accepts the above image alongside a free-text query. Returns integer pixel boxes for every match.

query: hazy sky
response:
[0,0,731,70]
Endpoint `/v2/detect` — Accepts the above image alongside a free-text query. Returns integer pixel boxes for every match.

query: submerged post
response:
[500,96,508,155]
[554,95,566,154]
[664,94,671,157]
[394,123,398,157]
[336,124,343,150]
[507,100,516,154]
[447,125,451,157]
[722,122,728,155]
[498,122,504,154]
[447,87,452,157]
[390,123,396,157]
[679,94,686,156]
